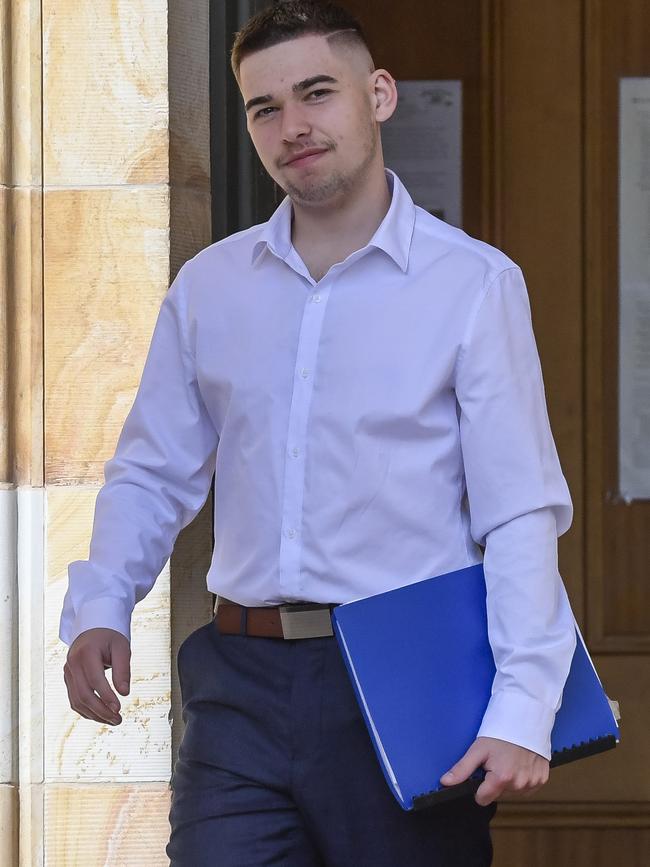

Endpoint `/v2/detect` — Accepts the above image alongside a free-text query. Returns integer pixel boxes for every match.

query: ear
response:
[372,69,398,123]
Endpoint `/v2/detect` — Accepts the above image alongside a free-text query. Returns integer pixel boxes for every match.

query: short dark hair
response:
[230,0,374,83]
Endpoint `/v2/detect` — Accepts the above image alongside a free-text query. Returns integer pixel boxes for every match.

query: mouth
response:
[285,149,328,168]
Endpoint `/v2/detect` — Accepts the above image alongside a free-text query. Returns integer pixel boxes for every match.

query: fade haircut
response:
[230,0,375,84]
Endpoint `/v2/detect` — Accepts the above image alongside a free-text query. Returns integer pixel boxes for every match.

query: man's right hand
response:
[63,628,131,726]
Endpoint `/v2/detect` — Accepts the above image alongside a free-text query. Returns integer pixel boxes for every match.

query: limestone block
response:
[0,784,19,867]
[0,184,44,485]
[43,186,170,485]
[44,784,170,865]
[0,0,43,187]
[169,0,211,192]
[46,486,172,782]
[43,1,168,185]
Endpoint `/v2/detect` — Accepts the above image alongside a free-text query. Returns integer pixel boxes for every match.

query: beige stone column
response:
[2,1,46,863]
[2,0,213,863]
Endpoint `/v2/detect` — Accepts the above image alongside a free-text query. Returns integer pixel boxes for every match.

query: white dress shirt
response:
[59,167,577,760]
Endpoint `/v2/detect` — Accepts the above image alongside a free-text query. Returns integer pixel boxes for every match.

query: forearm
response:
[475,506,577,760]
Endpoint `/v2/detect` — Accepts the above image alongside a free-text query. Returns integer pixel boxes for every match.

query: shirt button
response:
[300,368,310,378]
[291,447,299,457]
[312,294,321,302]
[287,528,296,539]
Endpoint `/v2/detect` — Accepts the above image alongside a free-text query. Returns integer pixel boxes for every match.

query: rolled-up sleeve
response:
[58,264,219,647]
[455,266,576,759]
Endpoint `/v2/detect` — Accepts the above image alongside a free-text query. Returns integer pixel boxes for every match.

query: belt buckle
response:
[278,603,334,639]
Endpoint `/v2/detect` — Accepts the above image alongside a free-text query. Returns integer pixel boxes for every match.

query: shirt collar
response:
[251,167,416,273]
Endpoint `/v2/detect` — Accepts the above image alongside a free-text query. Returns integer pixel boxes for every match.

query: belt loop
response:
[239,605,248,636]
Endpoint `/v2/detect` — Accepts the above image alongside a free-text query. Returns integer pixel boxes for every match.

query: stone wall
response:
[1,1,213,862]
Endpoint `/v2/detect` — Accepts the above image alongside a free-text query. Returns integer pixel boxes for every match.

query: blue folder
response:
[331,562,621,811]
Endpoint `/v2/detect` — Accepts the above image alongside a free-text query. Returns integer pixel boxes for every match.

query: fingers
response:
[63,662,120,725]
[109,638,131,697]
[441,742,487,787]
[475,769,502,806]
[62,665,85,717]
[63,629,128,726]
[475,769,549,806]
[86,659,123,722]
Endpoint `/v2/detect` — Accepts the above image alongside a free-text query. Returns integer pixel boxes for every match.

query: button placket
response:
[278,277,333,599]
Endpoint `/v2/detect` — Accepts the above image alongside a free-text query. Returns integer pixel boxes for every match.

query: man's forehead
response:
[239,35,348,91]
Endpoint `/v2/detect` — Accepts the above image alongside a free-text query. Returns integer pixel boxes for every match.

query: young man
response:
[60,1,577,864]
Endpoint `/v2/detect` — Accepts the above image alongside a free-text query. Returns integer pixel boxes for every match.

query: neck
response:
[290,167,392,255]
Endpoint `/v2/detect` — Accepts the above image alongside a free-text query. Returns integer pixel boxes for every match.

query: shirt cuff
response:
[475,688,557,760]
[58,596,132,648]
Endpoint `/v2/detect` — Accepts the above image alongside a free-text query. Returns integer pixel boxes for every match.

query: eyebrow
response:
[244,74,339,113]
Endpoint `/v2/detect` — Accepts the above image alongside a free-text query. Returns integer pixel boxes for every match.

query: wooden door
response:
[344,0,650,862]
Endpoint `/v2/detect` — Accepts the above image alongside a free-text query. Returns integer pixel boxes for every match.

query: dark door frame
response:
[210,0,284,240]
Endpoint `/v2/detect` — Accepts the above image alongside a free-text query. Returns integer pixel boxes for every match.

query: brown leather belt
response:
[214,595,341,639]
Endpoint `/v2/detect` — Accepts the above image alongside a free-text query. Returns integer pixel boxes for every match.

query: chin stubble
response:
[283,112,379,204]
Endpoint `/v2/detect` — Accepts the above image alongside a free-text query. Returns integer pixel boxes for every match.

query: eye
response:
[253,89,333,120]
[254,106,276,119]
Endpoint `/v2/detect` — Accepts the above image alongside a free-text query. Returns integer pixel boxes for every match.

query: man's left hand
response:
[440,736,550,806]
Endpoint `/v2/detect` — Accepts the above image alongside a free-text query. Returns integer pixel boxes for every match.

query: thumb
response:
[109,636,131,696]
[441,741,486,786]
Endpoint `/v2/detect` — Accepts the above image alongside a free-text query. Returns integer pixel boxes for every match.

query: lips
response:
[285,148,328,166]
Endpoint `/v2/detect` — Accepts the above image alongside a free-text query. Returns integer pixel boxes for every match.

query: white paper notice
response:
[380,80,462,227]
[619,78,650,501]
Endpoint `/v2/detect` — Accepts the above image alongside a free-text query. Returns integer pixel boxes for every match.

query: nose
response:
[280,101,311,143]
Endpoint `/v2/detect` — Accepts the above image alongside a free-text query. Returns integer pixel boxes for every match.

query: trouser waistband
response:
[214,595,341,639]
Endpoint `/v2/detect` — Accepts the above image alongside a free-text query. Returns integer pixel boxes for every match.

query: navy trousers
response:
[166,617,498,866]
